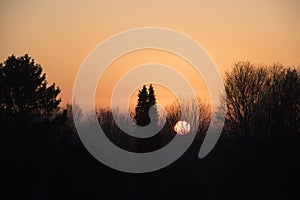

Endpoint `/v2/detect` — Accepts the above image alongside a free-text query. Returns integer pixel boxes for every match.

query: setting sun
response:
[174,121,191,135]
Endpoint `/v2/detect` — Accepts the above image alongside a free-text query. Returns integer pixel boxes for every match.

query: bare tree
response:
[224,61,267,136]
[262,65,300,150]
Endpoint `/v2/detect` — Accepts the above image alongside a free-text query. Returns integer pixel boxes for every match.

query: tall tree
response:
[262,65,300,146]
[223,61,300,146]
[148,84,159,126]
[224,61,267,136]
[134,85,150,126]
[0,54,61,122]
[134,84,158,126]
[0,55,63,199]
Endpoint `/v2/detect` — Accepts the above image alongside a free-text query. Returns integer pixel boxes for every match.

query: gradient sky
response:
[1,0,300,109]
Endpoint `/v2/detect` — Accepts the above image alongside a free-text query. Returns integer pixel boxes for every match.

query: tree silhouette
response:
[224,61,267,136]
[134,85,149,126]
[261,65,300,150]
[134,84,158,126]
[148,84,159,126]
[223,61,300,154]
[0,54,63,199]
[0,54,61,122]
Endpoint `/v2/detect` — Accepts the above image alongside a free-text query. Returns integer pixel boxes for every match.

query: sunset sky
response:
[1,0,300,109]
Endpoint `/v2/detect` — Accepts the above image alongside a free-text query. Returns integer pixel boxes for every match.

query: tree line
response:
[223,61,300,158]
[0,55,299,156]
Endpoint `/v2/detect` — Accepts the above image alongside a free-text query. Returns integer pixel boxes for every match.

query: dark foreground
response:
[1,133,299,200]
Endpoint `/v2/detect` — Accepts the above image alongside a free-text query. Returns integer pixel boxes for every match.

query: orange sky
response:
[1,0,300,109]
[96,49,209,111]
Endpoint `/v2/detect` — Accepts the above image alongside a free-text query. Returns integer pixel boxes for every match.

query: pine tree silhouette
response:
[148,84,159,126]
[0,54,61,122]
[134,85,149,126]
[134,84,158,126]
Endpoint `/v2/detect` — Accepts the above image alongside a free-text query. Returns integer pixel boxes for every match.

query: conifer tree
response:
[134,84,158,126]
[134,85,149,126]
[0,54,61,122]
[148,84,159,126]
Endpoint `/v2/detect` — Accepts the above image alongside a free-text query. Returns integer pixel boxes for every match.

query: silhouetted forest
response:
[0,55,299,199]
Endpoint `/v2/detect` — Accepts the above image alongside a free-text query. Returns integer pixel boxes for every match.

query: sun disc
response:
[174,121,191,135]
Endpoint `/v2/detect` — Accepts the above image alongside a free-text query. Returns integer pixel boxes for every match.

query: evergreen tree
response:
[134,84,158,126]
[0,54,61,122]
[134,85,150,126]
[148,84,159,126]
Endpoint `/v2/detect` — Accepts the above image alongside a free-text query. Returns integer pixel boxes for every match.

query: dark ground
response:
[1,132,300,200]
